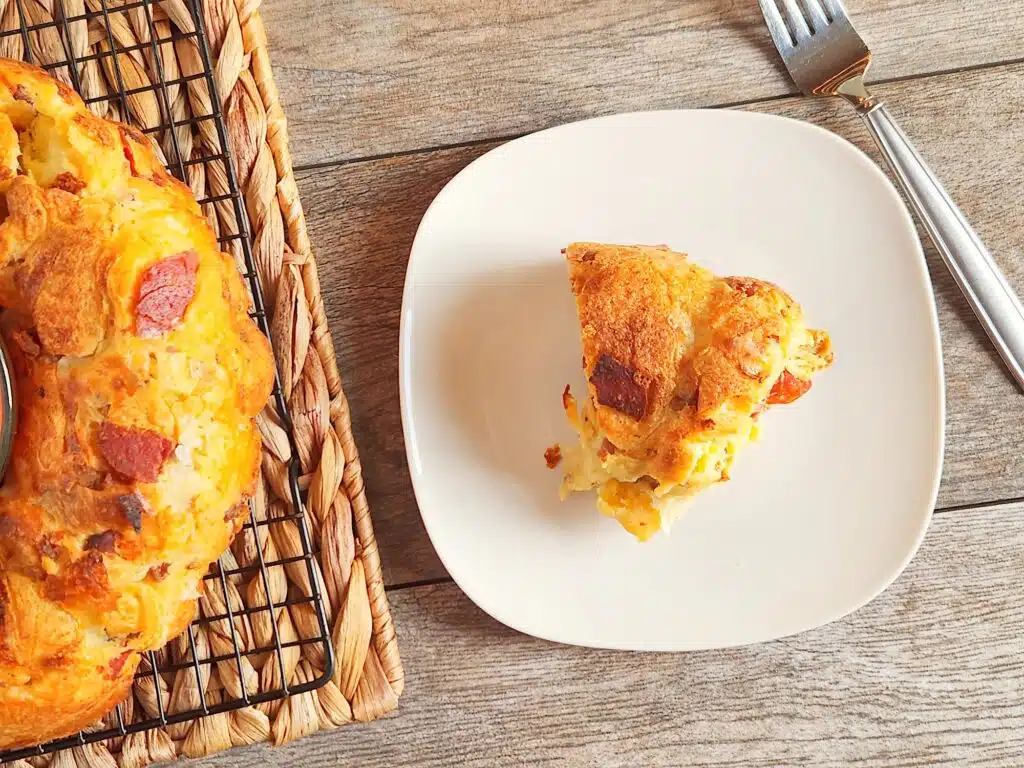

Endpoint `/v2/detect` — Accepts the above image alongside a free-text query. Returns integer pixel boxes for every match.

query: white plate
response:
[399,110,945,651]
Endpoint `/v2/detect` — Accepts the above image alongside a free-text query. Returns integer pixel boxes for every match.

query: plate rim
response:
[398,107,947,651]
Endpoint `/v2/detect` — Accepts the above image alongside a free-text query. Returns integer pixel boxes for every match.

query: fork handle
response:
[860,102,1024,392]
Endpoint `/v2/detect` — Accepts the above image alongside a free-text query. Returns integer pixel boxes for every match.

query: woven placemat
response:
[1,0,402,764]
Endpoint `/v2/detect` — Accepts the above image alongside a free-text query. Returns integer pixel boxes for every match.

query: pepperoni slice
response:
[766,370,812,406]
[98,422,174,482]
[588,354,648,421]
[135,251,199,337]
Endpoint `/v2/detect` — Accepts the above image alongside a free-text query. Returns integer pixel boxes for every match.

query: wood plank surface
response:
[194,502,1024,768]
[297,62,1024,587]
[262,0,1024,166]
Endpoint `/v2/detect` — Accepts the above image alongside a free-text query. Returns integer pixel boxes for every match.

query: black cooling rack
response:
[0,0,333,762]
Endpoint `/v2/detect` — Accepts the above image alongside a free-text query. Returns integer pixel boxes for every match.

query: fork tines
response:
[759,0,843,45]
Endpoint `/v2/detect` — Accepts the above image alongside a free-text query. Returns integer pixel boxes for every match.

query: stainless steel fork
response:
[759,0,1024,391]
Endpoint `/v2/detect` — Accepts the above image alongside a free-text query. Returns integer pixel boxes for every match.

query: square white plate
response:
[399,110,945,651]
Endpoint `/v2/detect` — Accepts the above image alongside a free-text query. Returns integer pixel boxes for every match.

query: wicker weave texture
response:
[0,0,403,764]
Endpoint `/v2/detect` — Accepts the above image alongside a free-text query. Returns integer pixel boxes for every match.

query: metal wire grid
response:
[0,0,334,762]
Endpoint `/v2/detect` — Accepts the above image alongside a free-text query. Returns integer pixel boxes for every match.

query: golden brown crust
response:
[0,613,139,751]
[565,242,830,486]
[0,58,274,749]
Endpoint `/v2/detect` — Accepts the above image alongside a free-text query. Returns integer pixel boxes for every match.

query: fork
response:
[759,0,1024,391]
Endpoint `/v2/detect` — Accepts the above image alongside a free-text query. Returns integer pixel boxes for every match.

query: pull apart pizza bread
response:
[556,242,833,541]
[0,59,274,749]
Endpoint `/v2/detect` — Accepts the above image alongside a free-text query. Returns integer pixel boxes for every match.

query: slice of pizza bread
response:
[556,242,833,541]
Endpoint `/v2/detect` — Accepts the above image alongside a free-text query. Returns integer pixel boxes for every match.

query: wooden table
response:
[206,2,1024,765]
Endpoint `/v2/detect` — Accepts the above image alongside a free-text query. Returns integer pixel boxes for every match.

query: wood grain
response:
[261,0,1024,166]
[296,62,1024,587]
[193,502,1024,768]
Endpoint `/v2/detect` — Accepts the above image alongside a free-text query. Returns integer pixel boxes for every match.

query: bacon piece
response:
[116,492,147,532]
[84,530,118,553]
[98,422,174,483]
[135,251,199,337]
[544,444,562,469]
[148,563,170,581]
[767,370,812,406]
[589,354,647,421]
